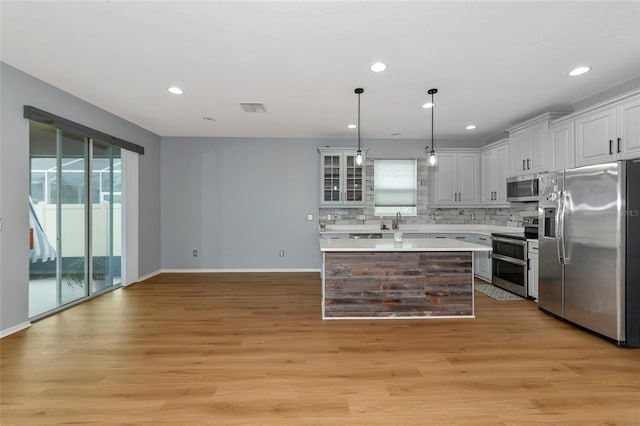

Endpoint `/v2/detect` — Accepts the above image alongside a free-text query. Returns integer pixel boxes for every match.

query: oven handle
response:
[492,253,527,266]
[491,236,527,246]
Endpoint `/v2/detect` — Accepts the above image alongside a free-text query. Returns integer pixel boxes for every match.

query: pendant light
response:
[426,88,438,167]
[355,88,364,166]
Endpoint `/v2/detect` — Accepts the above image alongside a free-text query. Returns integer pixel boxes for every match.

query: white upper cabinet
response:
[575,107,617,166]
[617,95,640,160]
[549,120,575,171]
[481,140,510,206]
[429,151,480,207]
[575,93,640,166]
[319,148,366,207]
[508,113,565,177]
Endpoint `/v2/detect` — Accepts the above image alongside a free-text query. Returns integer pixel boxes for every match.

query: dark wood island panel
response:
[323,251,474,318]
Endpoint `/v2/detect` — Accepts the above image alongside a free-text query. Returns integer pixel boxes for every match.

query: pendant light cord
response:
[358,91,361,151]
[431,90,434,152]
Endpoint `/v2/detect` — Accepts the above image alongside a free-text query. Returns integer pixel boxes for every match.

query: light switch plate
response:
[306,214,314,221]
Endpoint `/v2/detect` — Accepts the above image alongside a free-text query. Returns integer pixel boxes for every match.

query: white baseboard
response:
[1,321,32,338]
[160,268,321,273]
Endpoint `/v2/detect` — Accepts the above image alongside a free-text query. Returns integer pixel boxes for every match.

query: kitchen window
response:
[374,159,417,216]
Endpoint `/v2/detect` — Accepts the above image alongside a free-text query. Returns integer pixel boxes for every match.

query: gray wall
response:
[0,62,161,333]
[161,137,321,269]
[160,137,481,269]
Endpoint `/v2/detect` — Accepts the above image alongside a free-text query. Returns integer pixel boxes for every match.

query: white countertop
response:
[319,224,523,235]
[320,238,492,252]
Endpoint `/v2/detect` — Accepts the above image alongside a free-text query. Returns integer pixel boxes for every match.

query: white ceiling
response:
[2,1,639,143]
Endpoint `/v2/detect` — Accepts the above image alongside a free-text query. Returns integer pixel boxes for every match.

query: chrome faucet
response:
[392,212,402,230]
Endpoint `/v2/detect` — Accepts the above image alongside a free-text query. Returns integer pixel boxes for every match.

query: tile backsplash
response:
[319,158,538,227]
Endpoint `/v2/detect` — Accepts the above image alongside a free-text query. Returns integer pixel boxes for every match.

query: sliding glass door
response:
[92,141,122,292]
[29,122,123,318]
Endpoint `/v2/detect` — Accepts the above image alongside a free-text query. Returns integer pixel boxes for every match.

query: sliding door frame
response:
[26,106,143,320]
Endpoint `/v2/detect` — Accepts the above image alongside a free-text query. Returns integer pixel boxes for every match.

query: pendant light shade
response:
[355,88,364,166]
[426,88,438,167]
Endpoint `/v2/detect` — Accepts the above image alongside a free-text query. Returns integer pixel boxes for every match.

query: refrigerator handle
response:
[555,193,564,265]
[560,191,570,265]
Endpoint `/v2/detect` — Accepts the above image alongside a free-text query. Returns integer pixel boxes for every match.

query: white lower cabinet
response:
[527,240,539,300]
[472,234,492,281]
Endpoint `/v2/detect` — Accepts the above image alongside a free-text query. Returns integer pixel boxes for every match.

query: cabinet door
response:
[528,122,549,173]
[432,153,457,204]
[321,154,342,204]
[474,250,491,281]
[509,130,528,175]
[457,153,479,204]
[575,107,616,166]
[494,144,510,203]
[479,251,492,281]
[550,121,575,171]
[528,253,539,299]
[343,154,364,203]
[481,150,494,204]
[618,96,640,160]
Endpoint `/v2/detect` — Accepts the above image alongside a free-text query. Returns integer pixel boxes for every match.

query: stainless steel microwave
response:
[507,174,539,202]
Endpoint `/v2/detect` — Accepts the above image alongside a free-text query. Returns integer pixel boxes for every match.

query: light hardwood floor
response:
[2,272,639,425]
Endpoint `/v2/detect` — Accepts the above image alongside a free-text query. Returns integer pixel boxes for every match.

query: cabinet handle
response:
[527,158,530,170]
[617,137,622,154]
[454,193,457,202]
[522,159,526,171]
[609,139,613,155]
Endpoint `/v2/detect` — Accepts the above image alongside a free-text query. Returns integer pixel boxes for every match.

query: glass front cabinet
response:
[319,148,367,207]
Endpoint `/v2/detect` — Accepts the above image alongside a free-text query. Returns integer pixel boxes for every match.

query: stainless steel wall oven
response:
[491,233,528,297]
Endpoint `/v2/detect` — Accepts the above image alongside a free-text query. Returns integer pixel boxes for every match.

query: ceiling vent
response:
[239,102,267,113]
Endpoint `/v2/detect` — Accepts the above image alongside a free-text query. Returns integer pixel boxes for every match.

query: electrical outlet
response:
[192,250,198,257]
[279,249,285,257]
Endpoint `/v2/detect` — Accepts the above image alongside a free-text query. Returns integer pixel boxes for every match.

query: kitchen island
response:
[320,238,491,319]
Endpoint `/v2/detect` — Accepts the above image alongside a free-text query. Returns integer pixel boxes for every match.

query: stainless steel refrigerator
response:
[538,160,640,347]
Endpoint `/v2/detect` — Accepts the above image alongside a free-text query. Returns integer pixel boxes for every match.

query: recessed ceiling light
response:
[466,124,477,130]
[568,66,591,77]
[347,124,357,129]
[168,86,183,95]
[422,102,435,109]
[370,62,387,73]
